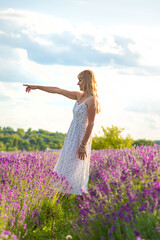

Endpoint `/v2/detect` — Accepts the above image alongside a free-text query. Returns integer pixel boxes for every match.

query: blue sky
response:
[0,0,160,140]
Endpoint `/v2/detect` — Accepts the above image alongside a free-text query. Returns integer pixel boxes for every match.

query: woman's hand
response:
[23,84,38,93]
[78,145,87,160]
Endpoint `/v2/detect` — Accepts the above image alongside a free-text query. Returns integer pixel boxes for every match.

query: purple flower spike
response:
[156,227,160,233]
[4,230,11,235]
[111,224,117,232]
[133,230,140,236]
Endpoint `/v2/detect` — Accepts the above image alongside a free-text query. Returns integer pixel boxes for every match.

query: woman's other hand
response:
[78,145,87,160]
[23,84,38,93]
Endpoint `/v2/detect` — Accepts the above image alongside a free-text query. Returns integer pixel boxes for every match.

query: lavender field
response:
[1,145,160,240]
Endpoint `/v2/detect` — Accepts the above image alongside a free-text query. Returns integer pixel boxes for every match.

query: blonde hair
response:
[78,70,101,114]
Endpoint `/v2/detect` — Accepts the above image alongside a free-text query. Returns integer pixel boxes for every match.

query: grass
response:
[23,195,81,240]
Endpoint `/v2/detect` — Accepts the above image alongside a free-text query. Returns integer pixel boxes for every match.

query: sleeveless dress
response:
[53,99,92,195]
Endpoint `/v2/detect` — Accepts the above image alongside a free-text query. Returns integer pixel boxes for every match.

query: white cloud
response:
[0,46,45,83]
[0,8,72,35]
[0,8,160,72]
[145,114,160,130]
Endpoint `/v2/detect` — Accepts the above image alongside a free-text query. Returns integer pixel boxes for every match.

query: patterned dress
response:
[54,99,92,195]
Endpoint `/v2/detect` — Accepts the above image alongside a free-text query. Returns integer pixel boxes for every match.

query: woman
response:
[23,70,101,196]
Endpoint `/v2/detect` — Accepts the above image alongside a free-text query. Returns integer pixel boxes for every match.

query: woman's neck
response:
[83,91,91,97]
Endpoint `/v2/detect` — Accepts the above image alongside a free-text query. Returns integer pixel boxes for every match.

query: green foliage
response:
[92,125,135,150]
[23,196,80,240]
[17,128,25,137]
[0,141,5,151]
[0,126,66,151]
[134,139,155,146]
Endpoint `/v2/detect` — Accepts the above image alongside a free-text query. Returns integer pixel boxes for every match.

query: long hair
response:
[78,70,101,114]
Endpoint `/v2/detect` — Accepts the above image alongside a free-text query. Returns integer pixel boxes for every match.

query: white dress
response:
[53,99,92,195]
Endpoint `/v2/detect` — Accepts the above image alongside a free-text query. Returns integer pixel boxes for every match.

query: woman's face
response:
[77,77,85,91]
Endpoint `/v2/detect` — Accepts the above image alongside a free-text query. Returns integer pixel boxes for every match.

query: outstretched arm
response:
[23,84,81,100]
[23,84,59,94]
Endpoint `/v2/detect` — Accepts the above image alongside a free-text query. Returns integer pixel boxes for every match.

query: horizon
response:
[0,125,160,142]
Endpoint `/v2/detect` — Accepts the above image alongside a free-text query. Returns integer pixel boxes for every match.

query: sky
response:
[0,0,160,140]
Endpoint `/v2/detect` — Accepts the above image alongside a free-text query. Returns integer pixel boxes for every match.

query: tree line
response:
[0,127,66,151]
[0,126,159,151]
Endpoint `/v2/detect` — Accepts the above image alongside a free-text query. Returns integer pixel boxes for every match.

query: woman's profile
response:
[23,70,101,196]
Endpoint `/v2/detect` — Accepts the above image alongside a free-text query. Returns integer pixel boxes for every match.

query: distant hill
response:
[0,126,66,151]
